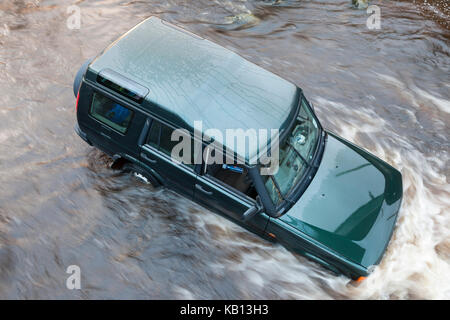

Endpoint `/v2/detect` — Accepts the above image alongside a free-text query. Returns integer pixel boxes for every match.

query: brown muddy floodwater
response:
[0,0,449,299]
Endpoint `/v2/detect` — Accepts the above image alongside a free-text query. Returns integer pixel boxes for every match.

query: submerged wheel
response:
[122,163,160,187]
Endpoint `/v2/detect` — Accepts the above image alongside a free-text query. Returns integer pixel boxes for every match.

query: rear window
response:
[90,93,134,133]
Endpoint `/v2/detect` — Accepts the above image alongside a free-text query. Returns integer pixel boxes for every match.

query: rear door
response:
[139,118,199,199]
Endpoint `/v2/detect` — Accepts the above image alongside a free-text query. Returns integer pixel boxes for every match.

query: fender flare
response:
[110,154,163,186]
[110,154,127,170]
[73,58,93,97]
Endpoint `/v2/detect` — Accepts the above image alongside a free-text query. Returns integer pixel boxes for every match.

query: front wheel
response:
[122,163,160,187]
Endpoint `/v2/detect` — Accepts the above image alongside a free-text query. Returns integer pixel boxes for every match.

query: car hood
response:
[280,133,402,268]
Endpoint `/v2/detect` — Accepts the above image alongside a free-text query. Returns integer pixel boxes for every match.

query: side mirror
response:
[242,196,263,222]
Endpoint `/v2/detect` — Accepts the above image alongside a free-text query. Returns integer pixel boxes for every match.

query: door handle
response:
[195,184,213,196]
[100,132,112,140]
[141,152,157,164]
[101,125,113,133]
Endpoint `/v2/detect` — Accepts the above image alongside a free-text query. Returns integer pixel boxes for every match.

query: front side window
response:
[90,93,133,133]
[263,98,320,206]
[203,149,257,199]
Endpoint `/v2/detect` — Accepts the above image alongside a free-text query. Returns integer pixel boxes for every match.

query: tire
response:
[122,163,160,187]
[73,58,93,97]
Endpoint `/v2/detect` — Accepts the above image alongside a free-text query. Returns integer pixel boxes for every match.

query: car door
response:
[139,118,198,199]
[194,149,269,235]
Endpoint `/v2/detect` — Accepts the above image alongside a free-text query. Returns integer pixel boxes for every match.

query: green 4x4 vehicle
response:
[74,17,402,280]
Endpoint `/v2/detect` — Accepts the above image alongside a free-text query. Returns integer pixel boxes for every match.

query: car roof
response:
[87,16,299,162]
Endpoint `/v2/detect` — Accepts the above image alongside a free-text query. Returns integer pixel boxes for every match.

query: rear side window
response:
[160,123,179,156]
[147,120,182,156]
[146,120,196,167]
[147,120,161,148]
[90,93,134,133]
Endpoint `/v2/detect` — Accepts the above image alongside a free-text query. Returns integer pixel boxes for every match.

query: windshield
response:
[263,98,320,206]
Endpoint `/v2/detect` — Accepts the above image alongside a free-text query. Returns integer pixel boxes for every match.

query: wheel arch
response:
[111,154,163,187]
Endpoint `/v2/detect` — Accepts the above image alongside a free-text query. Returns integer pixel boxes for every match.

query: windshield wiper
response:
[269,175,295,206]
[286,141,319,168]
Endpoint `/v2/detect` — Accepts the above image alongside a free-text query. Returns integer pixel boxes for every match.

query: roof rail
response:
[161,19,204,40]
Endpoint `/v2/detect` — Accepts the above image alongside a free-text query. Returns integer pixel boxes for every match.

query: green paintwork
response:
[278,133,402,269]
[87,16,298,161]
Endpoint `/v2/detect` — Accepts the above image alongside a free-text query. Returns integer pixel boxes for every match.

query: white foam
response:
[414,86,450,114]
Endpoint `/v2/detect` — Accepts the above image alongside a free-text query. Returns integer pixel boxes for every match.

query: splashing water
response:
[0,0,449,299]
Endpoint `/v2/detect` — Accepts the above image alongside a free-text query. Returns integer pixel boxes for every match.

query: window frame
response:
[146,118,162,148]
[142,117,257,204]
[200,145,257,204]
[88,90,135,135]
[143,118,201,173]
